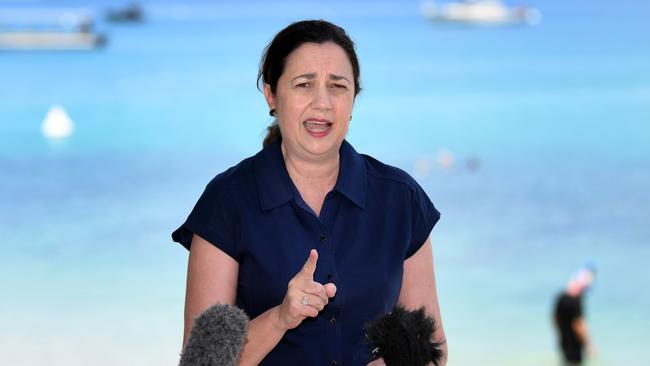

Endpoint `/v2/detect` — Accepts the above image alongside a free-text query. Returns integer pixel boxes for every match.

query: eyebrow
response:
[291,73,351,83]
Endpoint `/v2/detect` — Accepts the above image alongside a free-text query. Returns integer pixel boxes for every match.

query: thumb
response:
[324,283,337,298]
[299,249,318,279]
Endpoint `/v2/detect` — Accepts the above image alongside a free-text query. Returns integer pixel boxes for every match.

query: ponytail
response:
[263,122,281,147]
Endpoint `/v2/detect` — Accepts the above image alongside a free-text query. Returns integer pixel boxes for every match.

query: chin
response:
[300,138,341,157]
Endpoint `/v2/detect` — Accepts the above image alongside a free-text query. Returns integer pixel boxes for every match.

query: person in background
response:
[553,263,596,365]
[173,19,447,365]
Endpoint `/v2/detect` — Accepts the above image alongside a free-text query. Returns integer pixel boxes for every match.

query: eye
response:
[331,83,348,90]
[295,82,310,88]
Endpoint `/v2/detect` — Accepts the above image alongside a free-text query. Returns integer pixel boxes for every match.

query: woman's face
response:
[265,42,355,161]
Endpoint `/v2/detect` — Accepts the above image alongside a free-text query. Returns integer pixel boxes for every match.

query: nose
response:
[312,83,332,111]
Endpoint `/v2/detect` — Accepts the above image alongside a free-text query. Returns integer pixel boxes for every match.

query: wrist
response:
[270,306,288,332]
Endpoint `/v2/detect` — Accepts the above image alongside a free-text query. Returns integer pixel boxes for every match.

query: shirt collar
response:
[254,138,367,211]
[254,138,295,211]
[334,139,367,209]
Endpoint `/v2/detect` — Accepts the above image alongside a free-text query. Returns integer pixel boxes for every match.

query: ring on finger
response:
[301,295,309,306]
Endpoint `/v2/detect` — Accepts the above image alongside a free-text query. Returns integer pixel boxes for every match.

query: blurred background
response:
[1,0,648,365]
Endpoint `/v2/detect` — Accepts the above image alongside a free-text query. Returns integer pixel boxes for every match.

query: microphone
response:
[365,305,445,366]
[179,304,249,366]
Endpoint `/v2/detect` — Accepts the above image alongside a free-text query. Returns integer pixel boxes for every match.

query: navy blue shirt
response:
[172,139,440,365]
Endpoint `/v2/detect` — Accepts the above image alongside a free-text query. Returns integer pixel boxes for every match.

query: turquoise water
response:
[1,1,649,364]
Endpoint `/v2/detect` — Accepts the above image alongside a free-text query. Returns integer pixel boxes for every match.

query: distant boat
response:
[105,3,144,23]
[421,0,542,26]
[0,8,107,50]
[0,31,106,51]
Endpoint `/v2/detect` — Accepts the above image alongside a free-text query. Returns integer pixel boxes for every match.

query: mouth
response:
[303,118,332,138]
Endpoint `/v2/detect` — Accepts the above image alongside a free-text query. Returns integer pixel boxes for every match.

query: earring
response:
[349,115,352,121]
[269,108,276,117]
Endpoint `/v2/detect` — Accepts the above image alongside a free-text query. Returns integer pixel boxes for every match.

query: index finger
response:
[299,249,318,278]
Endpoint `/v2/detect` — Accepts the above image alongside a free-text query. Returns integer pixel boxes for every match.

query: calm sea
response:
[1,0,649,364]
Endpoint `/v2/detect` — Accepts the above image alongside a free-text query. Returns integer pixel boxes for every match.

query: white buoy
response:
[42,105,74,139]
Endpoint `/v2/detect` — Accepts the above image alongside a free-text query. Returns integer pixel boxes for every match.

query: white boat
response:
[0,7,107,50]
[0,31,106,50]
[421,0,541,26]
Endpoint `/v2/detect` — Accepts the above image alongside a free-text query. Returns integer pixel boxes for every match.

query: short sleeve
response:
[171,178,239,261]
[405,181,441,259]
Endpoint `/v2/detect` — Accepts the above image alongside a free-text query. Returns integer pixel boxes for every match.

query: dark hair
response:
[258,19,362,147]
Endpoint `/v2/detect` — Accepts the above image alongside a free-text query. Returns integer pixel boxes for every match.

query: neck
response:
[281,142,340,189]
[566,284,583,297]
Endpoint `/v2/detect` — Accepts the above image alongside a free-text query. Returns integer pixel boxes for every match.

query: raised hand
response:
[277,249,337,330]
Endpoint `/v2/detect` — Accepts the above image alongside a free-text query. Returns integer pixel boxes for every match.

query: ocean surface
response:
[1,0,649,365]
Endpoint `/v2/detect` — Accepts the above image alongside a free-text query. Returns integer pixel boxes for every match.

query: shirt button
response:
[320,234,327,243]
[330,361,338,366]
[329,316,337,325]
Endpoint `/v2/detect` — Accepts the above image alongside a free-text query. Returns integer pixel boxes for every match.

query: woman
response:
[173,20,447,366]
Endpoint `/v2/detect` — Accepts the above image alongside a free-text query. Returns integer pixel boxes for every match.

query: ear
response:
[263,83,276,111]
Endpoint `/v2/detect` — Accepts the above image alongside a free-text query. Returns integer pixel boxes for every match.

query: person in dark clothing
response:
[173,20,447,366]
[553,266,595,365]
